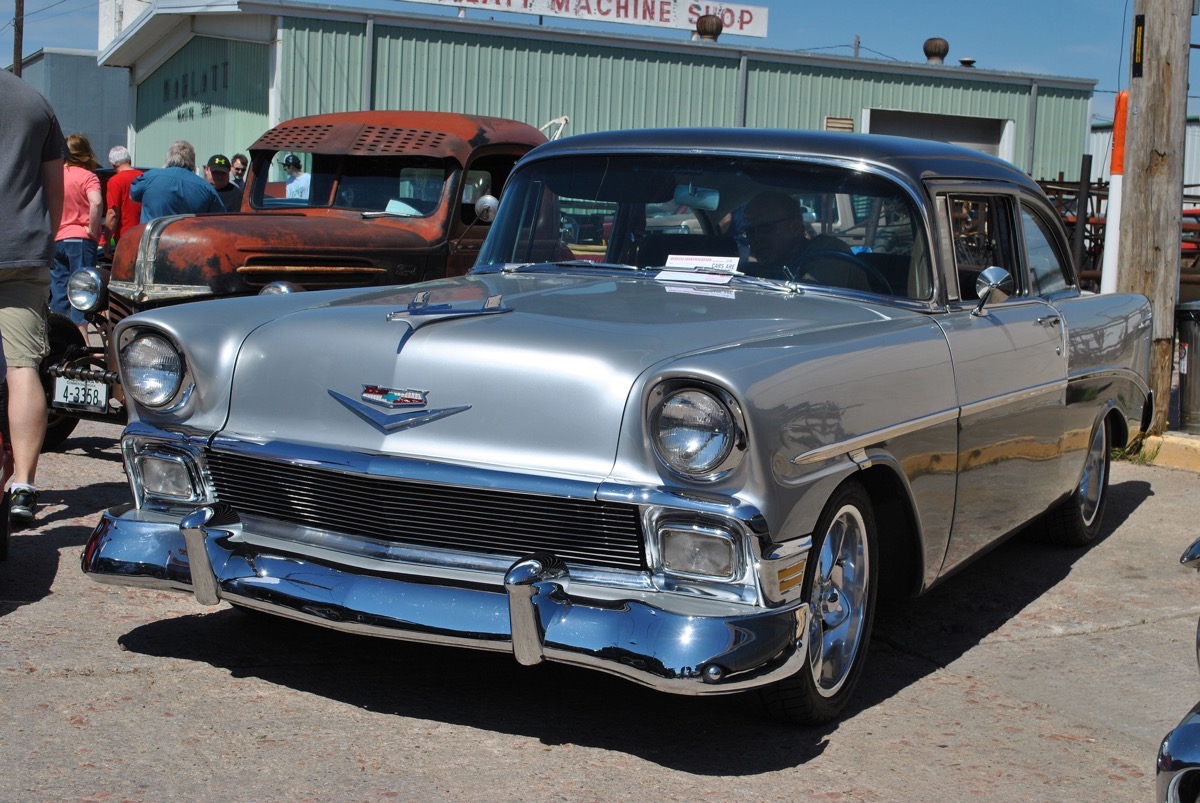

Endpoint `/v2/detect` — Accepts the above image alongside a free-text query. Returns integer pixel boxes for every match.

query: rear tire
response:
[758,479,878,725]
[1038,415,1110,547]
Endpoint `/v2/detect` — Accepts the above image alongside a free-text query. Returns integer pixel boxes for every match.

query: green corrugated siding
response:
[745,62,1088,178]
[134,36,269,167]
[1033,86,1090,180]
[280,19,368,119]
[372,26,740,132]
[131,19,1090,182]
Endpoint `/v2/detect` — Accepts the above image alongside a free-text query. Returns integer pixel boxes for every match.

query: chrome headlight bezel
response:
[121,437,212,511]
[119,330,188,409]
[67,266,108,313]
[648,383,746,481]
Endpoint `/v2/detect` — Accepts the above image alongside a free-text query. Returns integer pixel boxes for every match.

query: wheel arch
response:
[1105,403,1129,450]
[854,460,924,600]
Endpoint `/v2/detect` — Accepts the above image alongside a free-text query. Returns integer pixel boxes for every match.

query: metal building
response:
[1089,118,1200,192]
[96,0,1095,181]
[10,48,134,162]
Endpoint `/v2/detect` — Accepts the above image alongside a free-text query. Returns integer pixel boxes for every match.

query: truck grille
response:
[204,450,648,571]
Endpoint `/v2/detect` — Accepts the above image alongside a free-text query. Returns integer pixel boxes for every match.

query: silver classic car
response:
[82,129,1153,724]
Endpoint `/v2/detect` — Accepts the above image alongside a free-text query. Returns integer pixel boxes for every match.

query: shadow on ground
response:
[0,480,128,615]
[113,479,1153,775]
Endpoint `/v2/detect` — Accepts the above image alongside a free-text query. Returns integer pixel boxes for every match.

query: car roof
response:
[522,127,1041,195]
[249,111,547,164]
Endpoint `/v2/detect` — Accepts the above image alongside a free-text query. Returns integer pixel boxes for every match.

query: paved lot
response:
[2,420,1199,801]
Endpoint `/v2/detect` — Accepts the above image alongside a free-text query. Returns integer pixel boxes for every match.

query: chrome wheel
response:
[807,501,871,698]
[757,480,878,724]
[1078,419,1108,528]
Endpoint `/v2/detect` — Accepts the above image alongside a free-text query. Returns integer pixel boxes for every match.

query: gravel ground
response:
[1,419,1198,801]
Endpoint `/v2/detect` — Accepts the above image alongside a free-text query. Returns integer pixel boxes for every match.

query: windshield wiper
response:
[360,210,420,219]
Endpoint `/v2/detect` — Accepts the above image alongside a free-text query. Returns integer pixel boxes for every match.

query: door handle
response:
[1037,316,1061,328]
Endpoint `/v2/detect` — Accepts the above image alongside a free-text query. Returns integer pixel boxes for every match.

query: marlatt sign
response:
[401,0,769,37]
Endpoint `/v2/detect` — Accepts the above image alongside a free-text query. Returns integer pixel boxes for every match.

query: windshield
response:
[250,154,454,216]
[478,153,932,300]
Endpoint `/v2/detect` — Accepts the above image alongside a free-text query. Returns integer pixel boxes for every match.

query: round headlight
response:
[259,281,305,295]
[67,268,106,312]
[122,333,183,407]
[651,389,736,477]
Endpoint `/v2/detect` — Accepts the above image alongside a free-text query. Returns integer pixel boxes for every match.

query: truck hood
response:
[217,272,896,481]
[114,212,438,298]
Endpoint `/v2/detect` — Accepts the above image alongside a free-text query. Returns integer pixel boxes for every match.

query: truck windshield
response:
[251,154,454,217]
[478,153,933,300]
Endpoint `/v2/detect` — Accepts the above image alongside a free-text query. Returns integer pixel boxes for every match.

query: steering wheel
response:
[788,249,894,296]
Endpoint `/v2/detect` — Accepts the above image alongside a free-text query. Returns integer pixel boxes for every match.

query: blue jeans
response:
[51,238,96,326]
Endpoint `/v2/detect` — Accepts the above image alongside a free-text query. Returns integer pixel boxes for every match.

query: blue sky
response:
[1,0,1194,120]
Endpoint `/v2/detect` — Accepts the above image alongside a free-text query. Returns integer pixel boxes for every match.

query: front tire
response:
[39,314,85,450]
[758,479,879,725]
[1039,415,1111,547]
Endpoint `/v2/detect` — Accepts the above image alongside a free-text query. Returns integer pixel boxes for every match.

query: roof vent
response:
[959,57,977,68]
[923,37,949,65]
[695,14,723,42]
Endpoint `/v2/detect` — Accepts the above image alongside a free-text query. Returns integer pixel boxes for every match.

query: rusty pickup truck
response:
[43,111,546,446]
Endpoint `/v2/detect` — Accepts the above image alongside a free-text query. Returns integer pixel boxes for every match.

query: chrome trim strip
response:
[791,407,959,466]
[959,379,1068,419]
[236,512,657,591]
[208,433,604,500]
[110,280,214,304]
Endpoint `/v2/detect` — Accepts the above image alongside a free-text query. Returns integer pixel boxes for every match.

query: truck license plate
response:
[53,376,108,413]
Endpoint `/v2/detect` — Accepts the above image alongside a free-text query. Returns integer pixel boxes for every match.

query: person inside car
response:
[741,190,866,290]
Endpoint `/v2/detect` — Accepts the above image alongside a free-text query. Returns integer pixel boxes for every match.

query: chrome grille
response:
[204,450,647,571]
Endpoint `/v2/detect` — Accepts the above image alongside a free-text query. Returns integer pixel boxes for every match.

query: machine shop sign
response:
[401,0,769,37]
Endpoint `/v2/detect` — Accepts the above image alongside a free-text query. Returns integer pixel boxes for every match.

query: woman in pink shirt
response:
[53,133,101,338]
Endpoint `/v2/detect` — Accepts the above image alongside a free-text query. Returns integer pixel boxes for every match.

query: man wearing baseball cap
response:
[205,153,243,212]
[280,153,310,200]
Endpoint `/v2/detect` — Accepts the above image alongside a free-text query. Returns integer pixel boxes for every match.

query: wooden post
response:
[1116,0,1192,435]
[1073,154,1092,273]
[12,0,23,78]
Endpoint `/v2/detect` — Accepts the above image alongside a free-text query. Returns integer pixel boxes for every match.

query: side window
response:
[1021,206,1071,296]
[460,154,521,224]
[948,195,1017,300]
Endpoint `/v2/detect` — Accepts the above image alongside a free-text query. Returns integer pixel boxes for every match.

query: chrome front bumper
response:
[82,504,810,695]
[1158,700,1200,802]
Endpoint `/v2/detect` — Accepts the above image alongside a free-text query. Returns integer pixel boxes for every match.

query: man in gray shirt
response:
[0,70,66,525]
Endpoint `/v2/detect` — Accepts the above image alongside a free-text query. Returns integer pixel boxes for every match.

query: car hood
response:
[215,272,897,481]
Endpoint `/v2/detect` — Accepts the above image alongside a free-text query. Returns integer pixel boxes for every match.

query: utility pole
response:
[1116,0,1192,434]
[12,0,23,77]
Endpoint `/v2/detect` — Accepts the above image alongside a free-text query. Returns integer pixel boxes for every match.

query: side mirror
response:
[474,195,500,224]
[972,266,1015,316]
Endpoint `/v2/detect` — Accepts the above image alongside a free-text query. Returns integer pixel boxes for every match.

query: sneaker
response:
[9,487,38,525]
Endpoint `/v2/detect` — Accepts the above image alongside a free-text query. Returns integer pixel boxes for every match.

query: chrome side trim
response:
[958,379,1068,419]
[791,407,958,466]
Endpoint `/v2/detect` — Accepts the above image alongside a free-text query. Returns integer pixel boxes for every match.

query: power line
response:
[1,0,95,35]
